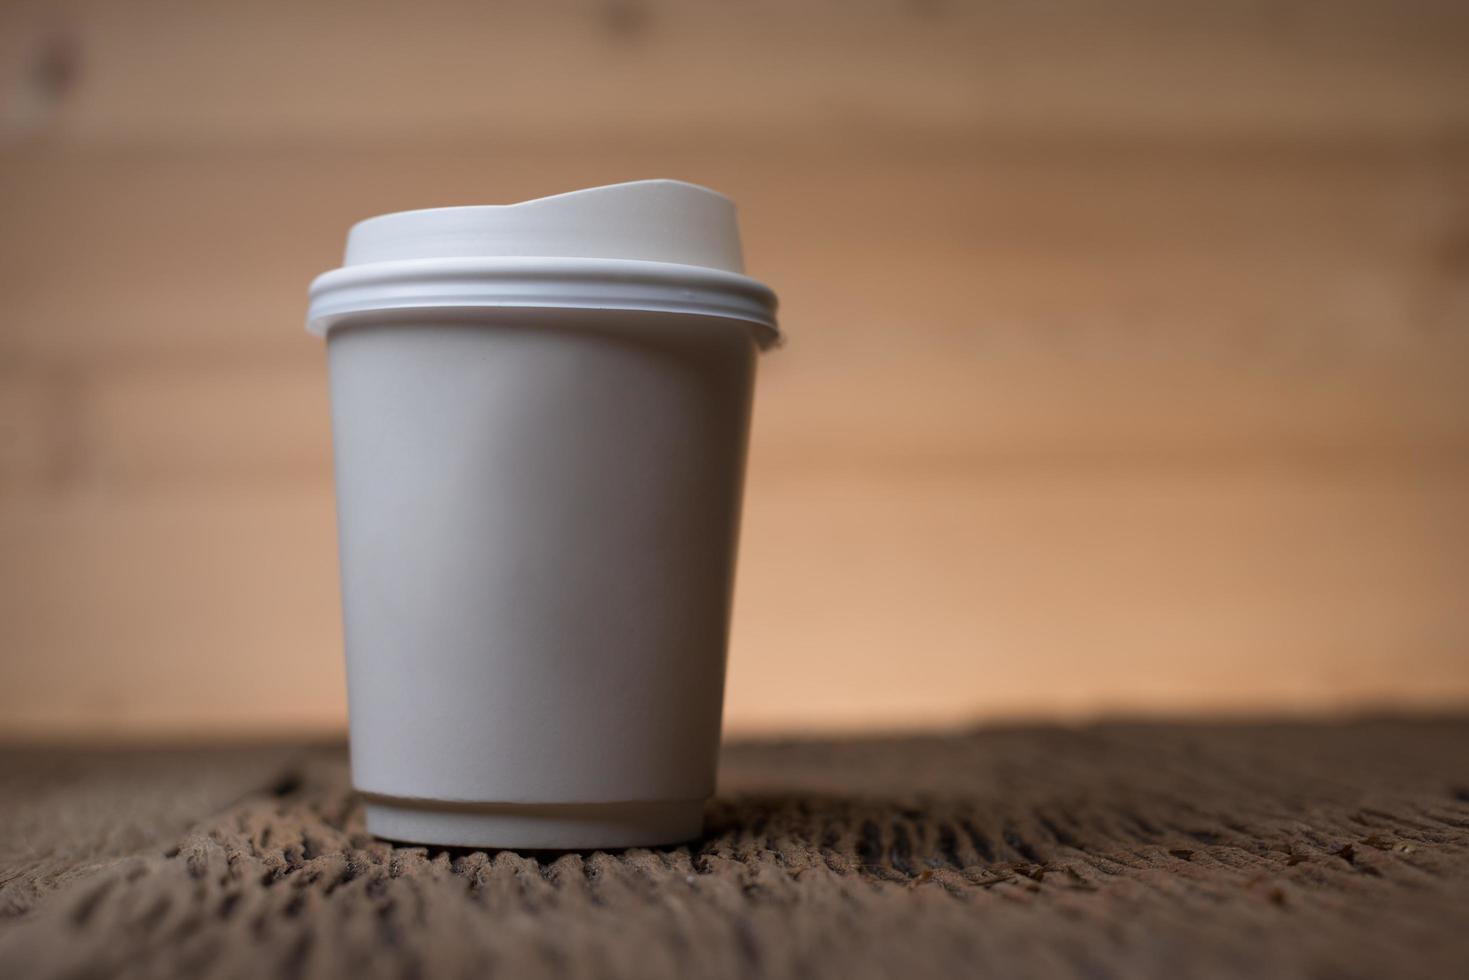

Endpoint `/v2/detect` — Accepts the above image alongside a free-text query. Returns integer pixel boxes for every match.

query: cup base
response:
[362,795,706,851]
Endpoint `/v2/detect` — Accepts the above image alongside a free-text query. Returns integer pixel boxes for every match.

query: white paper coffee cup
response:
[307,181,779,849]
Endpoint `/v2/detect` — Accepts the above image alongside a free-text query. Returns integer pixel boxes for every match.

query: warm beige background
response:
[1,0,1467,739]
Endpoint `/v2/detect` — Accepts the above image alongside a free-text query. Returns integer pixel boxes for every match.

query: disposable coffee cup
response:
[306,180,779,849]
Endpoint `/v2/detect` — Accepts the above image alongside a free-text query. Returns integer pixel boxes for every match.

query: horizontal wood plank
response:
[2,1,1467,144]
[3,468,1466,737]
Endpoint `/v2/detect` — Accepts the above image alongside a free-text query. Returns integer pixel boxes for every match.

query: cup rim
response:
[306,255,780,349]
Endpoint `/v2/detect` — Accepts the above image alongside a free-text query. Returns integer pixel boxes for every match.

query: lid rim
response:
[306,256,780,347]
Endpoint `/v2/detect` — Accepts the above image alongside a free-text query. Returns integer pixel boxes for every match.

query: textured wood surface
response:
[2,720,1468,978]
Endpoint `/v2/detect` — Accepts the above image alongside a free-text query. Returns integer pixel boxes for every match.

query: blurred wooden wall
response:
[1,0,1467,738]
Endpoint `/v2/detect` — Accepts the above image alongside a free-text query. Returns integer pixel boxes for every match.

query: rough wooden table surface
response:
[2,719,1467,979]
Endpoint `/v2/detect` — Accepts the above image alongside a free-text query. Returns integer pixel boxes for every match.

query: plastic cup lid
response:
[306,180,779,347]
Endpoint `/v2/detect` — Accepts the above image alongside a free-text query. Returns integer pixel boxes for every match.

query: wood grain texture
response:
[2,0,1468,737]
[2,137,1467,737]
[3,0,1467,144]
[2,721,1468,978]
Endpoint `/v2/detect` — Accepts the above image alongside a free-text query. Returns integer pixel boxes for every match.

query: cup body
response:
[326,309,757,848]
